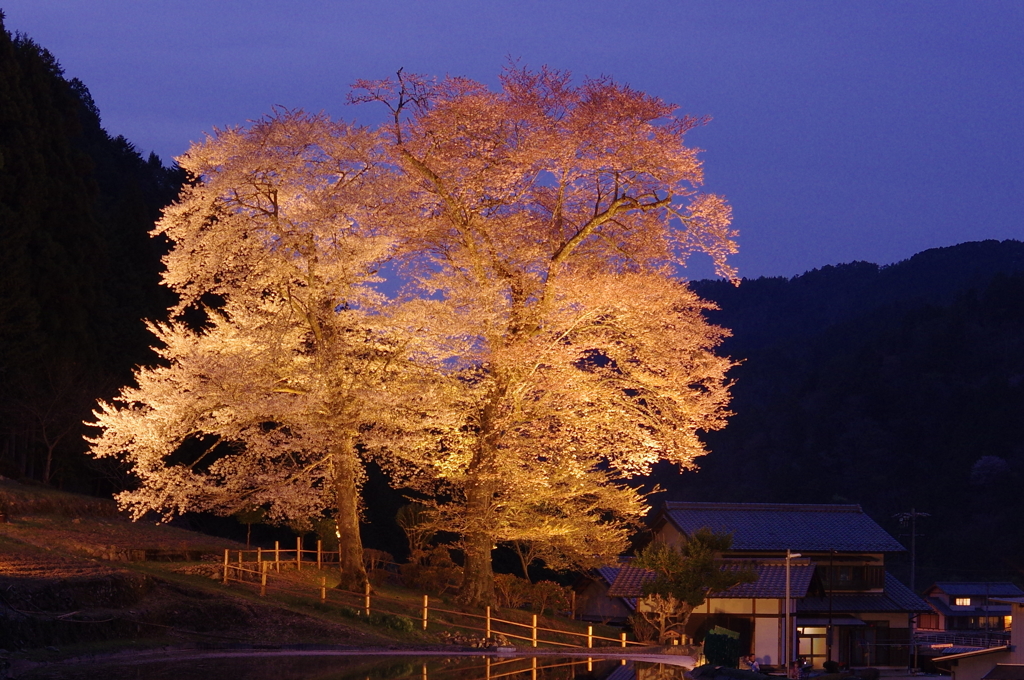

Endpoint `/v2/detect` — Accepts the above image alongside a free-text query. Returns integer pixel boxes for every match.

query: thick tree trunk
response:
[457,482,496,607]
[334,438,368,592]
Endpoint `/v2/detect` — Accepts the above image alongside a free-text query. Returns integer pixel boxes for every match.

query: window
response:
[955,597,971,606]
[1005,616,1012,630]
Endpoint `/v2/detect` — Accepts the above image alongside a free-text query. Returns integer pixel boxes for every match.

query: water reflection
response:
[20,653,690,680]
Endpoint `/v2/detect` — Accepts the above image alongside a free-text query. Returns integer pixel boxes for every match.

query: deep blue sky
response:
[4,1,1022,279]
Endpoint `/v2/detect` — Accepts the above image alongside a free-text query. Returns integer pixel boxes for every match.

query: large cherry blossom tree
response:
[352,66,738,606]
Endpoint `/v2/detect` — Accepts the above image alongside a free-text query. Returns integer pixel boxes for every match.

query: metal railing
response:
[914,631,1010,649]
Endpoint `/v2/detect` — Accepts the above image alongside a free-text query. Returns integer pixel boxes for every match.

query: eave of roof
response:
[992,597,1024,605]
[607,560,816,599]
[930,583,1024,598]
[798,573,930,613]
[927,596,1013,617]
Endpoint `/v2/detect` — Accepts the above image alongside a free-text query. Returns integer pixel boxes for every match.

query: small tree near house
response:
[633,528,756,645]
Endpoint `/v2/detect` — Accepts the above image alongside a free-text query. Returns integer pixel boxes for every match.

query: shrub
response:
[400,546,462,594]
[370,612,414,632]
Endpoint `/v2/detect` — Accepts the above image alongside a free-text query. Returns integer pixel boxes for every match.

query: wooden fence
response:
[219,548,645,649]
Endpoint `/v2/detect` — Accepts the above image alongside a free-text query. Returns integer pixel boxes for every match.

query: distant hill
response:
[655,239,1024,587]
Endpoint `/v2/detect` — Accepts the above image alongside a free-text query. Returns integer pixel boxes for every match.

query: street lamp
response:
[786,549,802,678]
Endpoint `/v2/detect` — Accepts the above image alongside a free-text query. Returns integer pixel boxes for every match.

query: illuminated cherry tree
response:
[87,111,432,589]
[353,66,738,605]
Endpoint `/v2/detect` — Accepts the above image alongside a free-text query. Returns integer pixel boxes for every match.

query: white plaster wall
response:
[657,522,685,548]
[950,652,1010,680]
[753,614,780,666]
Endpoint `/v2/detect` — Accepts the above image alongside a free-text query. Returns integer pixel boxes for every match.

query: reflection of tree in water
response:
[424,656,623,680]
[635,662,689,680]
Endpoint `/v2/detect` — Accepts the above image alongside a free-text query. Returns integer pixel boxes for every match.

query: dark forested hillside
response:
[656,240,1024,587]
[0,13,182,489]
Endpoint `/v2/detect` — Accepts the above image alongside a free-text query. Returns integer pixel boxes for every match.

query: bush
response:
[494,575,573,614]
[370,612,414,632]
[529,580,571,615]
[494,573,531,608]
[400,546,462,594]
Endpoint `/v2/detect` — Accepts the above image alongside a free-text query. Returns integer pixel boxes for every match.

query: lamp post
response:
[895,508,929,673]
[786,549,802,678]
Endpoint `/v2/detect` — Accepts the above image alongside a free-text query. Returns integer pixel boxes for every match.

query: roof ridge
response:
[664,501,864,513]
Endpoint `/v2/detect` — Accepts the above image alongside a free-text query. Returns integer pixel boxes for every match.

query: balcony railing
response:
[914,630,1010,649]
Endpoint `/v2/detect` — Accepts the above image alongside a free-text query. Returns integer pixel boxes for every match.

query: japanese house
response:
[934,597,1024,680]
[600,502,929,668]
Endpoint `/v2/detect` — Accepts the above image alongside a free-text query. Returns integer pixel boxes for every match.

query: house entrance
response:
[797,627,827,668]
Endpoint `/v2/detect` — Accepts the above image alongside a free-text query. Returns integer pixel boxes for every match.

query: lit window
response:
[1005,616,1012,630]
[955,597,971,606]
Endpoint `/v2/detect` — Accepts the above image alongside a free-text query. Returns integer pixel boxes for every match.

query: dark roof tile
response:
[607,560,816,599]
[663,502,905,552]
[930,583,1024,597]
[798,573,930,613]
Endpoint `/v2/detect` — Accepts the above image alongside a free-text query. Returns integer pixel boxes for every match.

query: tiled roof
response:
[606,560,815,599]
[596,566,621,587]
[607,565,652,598]
[993,597,1024,605]
[662,502,905,552]
[798,572,930,613]
[930,582,1024,597]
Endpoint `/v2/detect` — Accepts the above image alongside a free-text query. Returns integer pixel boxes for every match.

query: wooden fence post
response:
[423,595,429,631]
[486,606,491,639]
[317,539,322,570]
[275,540,280,572]
[364,581,371,616]
[260,561,267,597]
[237,550,242,576]
[296,536,302,570]
[621,632,627,648]
[222,549,229,584]
[531,656,537,680]
[532,614,538,648]
[587,625,593,648]
[257,546,262,566]
[321,577,327,602]
[587,658,593,672]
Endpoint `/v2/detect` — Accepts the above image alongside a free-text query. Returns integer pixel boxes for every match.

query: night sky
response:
[4,1,1021,279]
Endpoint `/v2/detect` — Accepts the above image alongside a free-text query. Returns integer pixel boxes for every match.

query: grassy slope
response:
[0,480,622,664]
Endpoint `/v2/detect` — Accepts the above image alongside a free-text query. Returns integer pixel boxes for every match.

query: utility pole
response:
[895,508,930,673]
[786,549,802,678]
[827,548,834,664]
